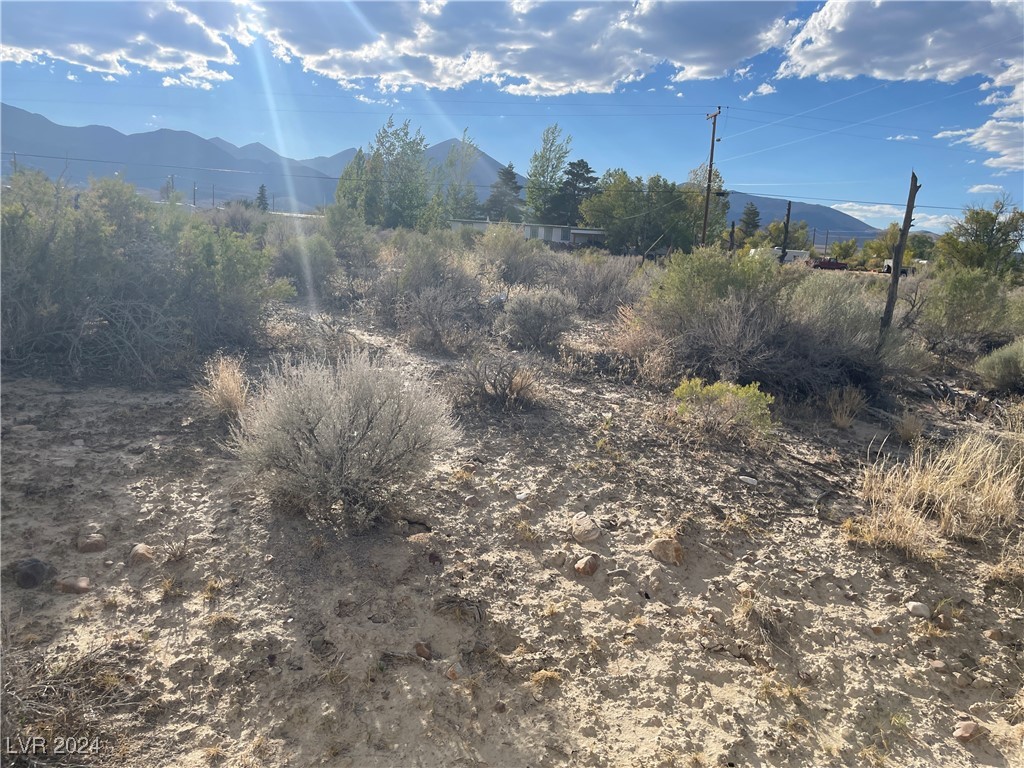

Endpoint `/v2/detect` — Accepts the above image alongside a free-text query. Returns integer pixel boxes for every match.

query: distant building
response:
[449,219,606,247]
[751,246,812,264]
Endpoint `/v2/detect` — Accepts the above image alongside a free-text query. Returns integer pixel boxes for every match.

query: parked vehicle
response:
[810,257,848,270]
[883,259,909,276]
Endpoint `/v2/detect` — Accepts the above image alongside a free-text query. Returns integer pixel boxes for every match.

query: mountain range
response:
[0,103,878,243]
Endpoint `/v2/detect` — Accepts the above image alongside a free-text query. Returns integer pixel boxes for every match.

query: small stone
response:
[927,659,949,674]
[460,463,477,474]
[493,700,507,713]
[571,517,601,543]
[129,543,156,566]
[647,538,683,567]
[515,491,530,501]
[103,560,114,568]
[883,592,901,604]
[935,613,954,631]
[870,625,886,635]
[414,642,432,661]
[56,576,91,594]
[905,601,930,618]
[463,495,479,508]
[574,554,600,577]
[12,558,57,589]
[738,475,757,486]
[982,628,1002,641]
[953,721,984,743]
[76,533,107,553]
[971,677,992,690]
[954,672,973,688]
[445,662,464,680]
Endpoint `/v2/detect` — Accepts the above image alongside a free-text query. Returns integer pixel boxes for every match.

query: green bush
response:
[478,224,549,289]
[673,377,774,439]
[233,353,456,528]
[918,267,1009,359]
[494,288,577,350]
[556,250,644,317]
[270,233,339,300]
[976,338,1024,392]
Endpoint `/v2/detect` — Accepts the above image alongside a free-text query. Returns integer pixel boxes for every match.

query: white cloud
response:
[832,202,957,232]
[968,184,1004,194]
[66,72,79,82]
[779,0,1024,171]
[102,74,116,82]
[740,82,776,101]
[886,134,919,142]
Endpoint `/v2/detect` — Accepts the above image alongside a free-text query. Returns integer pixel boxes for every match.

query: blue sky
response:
[1,0,1021,230]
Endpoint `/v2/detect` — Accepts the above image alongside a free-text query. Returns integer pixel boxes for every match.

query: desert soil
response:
[1,315,1022,768]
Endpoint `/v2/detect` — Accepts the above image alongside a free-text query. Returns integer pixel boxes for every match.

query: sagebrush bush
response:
[478,224,549,289]
[673,377,774,439]
[461,356,540,411]
[975,337,1024,392]
[494,288,577,350]
[918,267,1010,360]
[233,353,456,528]
[270,233,339,301]
[195,353,250,422]
[556,251,644,317]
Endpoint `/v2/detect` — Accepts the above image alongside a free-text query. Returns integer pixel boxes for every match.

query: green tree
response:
[255,184,269,212]
[748,219,812,252]
[555,158,598,226]
[738,202,761,238]
[484,162,524,222]
[907,233,935,264]
[371,116,429,229]
[682,163,728,247]
[829,238,859,262]
[580,169,646,253]
[428,129,481,225]
[526,123,572,222]
[934,198,1024,281]
[861,222,910,269]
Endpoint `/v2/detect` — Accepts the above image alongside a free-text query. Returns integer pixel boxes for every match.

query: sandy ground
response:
[1,316,1022,768]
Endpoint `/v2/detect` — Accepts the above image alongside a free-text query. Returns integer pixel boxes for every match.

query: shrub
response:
[461,356,539,411]
[270,233,339,301]
[478,224,549,289]
[557,251,644,317]
[673,377,774,439]
[976,337,1024,392]
[195,353,250,422]
[918,267,1009,360]
[494,288,577,350]
[233,353,456,528]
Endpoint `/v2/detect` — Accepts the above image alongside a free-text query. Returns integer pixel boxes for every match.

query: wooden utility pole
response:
[193,182,197,207]
[823,229,830,257]
[779,201,792,264]
[212,184,216,208]
[878,171,921,348]
[700,106,721,247]
[729,221,736,255]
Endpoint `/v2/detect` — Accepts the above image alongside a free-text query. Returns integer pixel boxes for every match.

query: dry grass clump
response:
[853,429,1024,559]
[233,352,456,529]
[826,386,868,429]
[196,353,250,422]
[984,534,1024,587]
[609,306,675,387]
[460,356,540,411]
[1,629,144,764]
[894,411,926,444]
[734,593,785,647]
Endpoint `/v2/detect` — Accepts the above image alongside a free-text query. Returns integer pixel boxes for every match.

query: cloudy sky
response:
[1,0,1022,230]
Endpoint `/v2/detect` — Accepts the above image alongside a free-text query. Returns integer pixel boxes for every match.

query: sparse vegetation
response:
[975,337,1024,392]
[196,353,251,421]
[460,355,540,410]
[494,288,578,351]
[673,377,774,440]
[826,386,868,429]
[233,352,456,528]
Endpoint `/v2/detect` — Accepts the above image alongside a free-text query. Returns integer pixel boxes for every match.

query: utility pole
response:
[212,185,216,208]
[779,201,792,264]
[878,171,921,347]
[170,174,175,193]
[11,151,16,173]
[811,227,816,251]
[823,229,830,257]
[700,106,721,247]
[193,182,197,207]
[729,221,736,255]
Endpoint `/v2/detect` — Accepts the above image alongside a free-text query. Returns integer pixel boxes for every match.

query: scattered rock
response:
[905,601,930,618]
[647,538,683,567]
[56,576,91,594]
[982,628,1002,642]
[954,672,973,688]
[103,560,114,568]
[545,550,567,569]
[414,642,432,661]
[869,625,886,636]
[571,517,602,543]
[515,491,530,501]
[76,533,107,553]
[883,592,901,604]
[12,558,57,588]
[460,463,477,474]
[494,700,507,713]
[574,554,600,577]
[428,552,443,568]
[445,662,464,680]
[463,495,479,508]
[953,721,984,743]
[927,659,949,674]
[935,613,954,631]
[738,475,757,486]
[128,543,156,566]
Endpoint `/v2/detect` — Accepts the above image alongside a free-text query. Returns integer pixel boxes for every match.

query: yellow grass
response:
[826,386,867,429]
[196,353,249,421]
